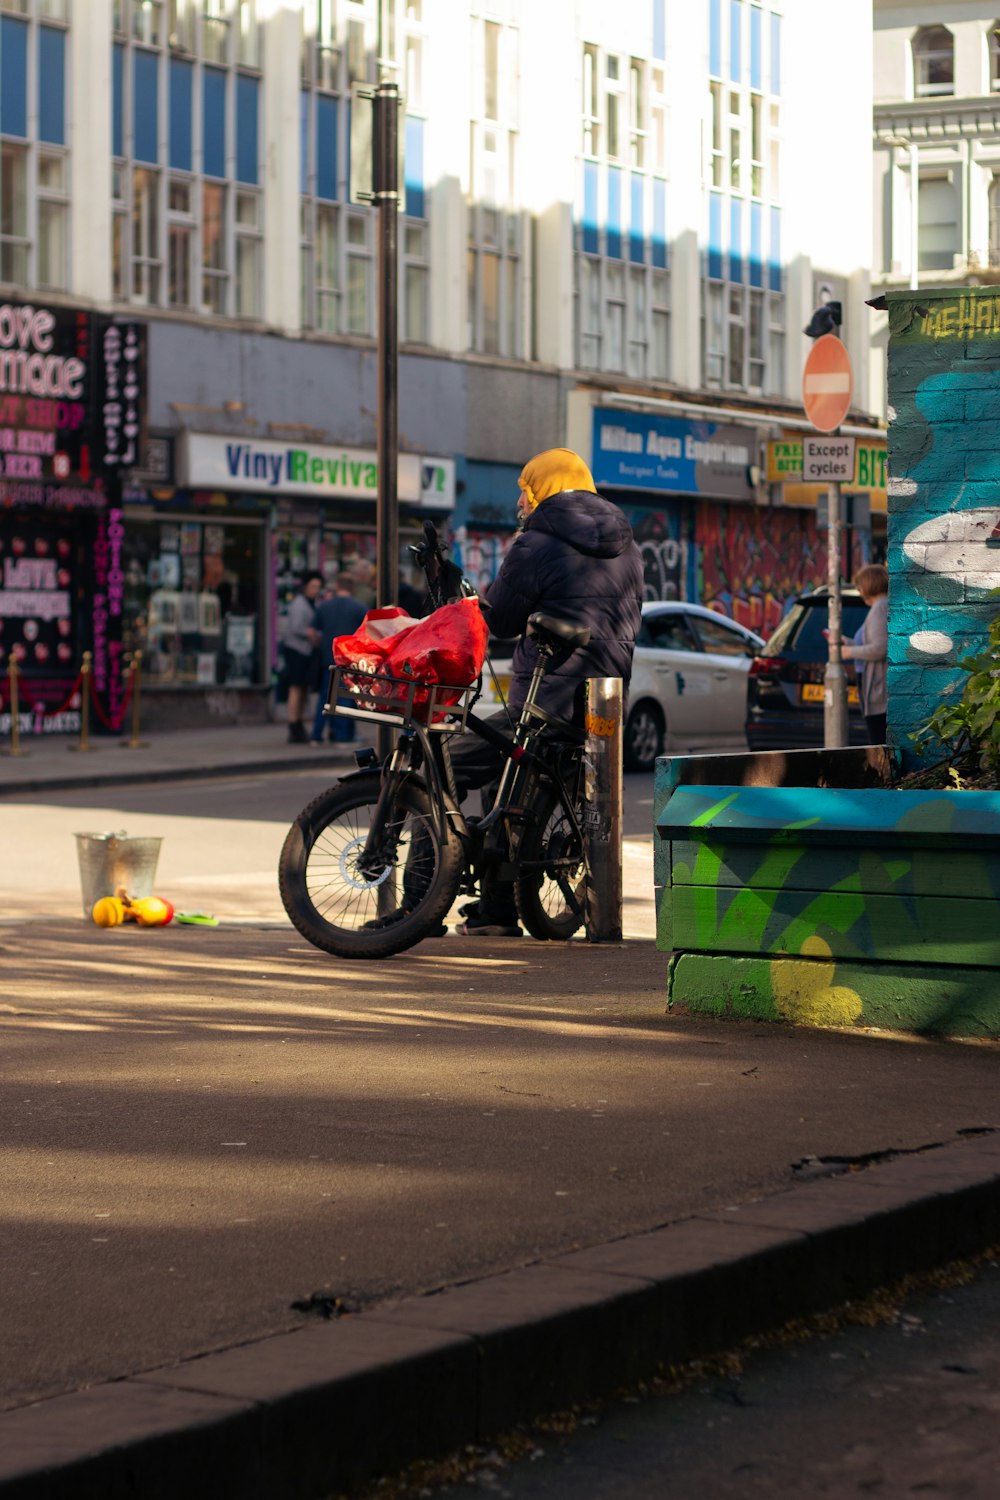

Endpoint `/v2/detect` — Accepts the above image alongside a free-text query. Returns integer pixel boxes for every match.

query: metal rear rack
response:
[320,664,479,734]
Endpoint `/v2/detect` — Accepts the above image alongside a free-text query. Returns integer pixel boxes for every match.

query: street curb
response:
[0,752,357,798]
[3,1133,1000,1500]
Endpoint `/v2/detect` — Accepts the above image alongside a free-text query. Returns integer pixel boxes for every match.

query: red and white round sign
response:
[802,334,853,433]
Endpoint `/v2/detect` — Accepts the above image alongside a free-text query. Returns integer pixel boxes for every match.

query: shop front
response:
[585,402,828,635]
[116,433,456,729]
[0,303,144,738]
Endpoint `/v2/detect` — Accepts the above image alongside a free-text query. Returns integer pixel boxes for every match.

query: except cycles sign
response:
[801,435,856,483]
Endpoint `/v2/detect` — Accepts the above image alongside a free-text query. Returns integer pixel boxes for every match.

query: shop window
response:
[912,25,954,98]
[122,517,265,687]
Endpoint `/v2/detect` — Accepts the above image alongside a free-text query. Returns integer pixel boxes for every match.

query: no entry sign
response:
[802,334,853,433]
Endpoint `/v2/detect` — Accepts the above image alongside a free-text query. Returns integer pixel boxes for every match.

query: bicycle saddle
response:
[527,612,592,650]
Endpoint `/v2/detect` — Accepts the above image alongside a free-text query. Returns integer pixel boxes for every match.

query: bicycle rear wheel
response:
[279,773,462,959]
[513,787,587,941]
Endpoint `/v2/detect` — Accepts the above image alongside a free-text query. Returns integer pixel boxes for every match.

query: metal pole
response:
[123,650,147,749]
[824,478,849,748]
[373,76,399,764]
[70,652,93,753]
[584,678,623,943]
[6,657,24,757]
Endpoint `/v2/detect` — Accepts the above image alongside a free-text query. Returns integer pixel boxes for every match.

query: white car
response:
[478,602,763,773]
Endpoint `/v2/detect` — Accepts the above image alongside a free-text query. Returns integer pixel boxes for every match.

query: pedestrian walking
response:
[283,570,323,744]
[311,573,366,744]
[838,563,888,744]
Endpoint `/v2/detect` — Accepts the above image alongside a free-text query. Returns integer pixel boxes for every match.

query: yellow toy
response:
[91,892,175,927]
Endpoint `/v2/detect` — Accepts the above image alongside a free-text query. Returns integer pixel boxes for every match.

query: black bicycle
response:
[278,526,592,960]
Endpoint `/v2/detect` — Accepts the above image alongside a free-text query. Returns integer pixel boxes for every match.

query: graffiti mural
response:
[621,505,685,602]
[656,781,1000,1036]
[694,502,826,635]
[885,287,1000,754]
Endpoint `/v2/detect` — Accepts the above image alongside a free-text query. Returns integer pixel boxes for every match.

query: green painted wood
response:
[657,785,1000,848]
[670,885,1000,966]
[669,952,1000,1038]
[668,839,1000,901]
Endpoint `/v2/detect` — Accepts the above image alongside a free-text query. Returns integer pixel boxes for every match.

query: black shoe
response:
[288,721,308,744]
[455,901,522,938]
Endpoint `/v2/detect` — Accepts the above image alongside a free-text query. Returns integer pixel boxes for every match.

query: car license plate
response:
[494,674,511,696]
[801,682,860,705]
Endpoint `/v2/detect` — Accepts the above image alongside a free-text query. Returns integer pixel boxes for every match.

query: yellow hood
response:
[517,448,596,512]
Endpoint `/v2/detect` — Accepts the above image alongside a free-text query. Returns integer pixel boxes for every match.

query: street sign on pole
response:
[802,334,854,434]
[802,332,853,750]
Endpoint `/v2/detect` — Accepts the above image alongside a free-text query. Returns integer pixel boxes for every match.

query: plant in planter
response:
[906,597,1000,792]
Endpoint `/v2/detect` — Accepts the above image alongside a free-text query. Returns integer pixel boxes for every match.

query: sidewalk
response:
[2,911,1000,1497]
[0,718,369,796]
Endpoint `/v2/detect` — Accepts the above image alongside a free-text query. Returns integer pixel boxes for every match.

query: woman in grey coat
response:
[840,563,888,744]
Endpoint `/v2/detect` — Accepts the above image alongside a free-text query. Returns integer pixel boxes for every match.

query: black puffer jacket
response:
[485,490,643,722]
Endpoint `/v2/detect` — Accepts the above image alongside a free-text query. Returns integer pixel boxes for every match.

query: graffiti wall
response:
[694,502,826,636]
[886,287,1000,753]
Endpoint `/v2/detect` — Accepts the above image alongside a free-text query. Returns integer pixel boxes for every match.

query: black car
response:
[746,587,871,751]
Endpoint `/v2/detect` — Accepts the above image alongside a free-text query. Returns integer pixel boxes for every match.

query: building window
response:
[990,22,1000,90]
[702,1,783,393]
[575,39,670,378]
[301,0,429,342]
[918,173,959,271]
[0,1,68,290]
[112,0,261,317]
[912,25,954,97]
[468,9,521,357]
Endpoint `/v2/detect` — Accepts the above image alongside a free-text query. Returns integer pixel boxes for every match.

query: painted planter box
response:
[655,774,1000,1038]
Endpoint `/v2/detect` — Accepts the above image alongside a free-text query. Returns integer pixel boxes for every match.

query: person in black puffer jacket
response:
[449,447,643,937]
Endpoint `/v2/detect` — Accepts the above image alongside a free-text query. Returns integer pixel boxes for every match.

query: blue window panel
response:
[729,0,742,81]
[709,0,722,76]
[169,57,193,172]
[769,205,781,291]
[236,73,259,184]
[652,177,667,268]
[749,200,763,287]
[300,91,308,194]
[749,5,762,90]
[729,197,743,282]
[582,159,599,254]
[405,115,425,219]
[203,67,226,177]
[133,49,159,164]
[629,175,645,264]
[38,26,65,144]
[770,11,781,95]
[112,43,124,157]
[652,0,666,61]
[316,93,338,201]
[607,166,623,259]
[0,17,28,138]
[708,192,723,280]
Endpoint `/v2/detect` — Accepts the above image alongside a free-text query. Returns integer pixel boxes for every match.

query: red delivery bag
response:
[384,597,489,698]
[333,598,488,720]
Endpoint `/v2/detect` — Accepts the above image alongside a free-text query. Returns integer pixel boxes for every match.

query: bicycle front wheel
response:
[514,788,587,941]
[279,773,462,959]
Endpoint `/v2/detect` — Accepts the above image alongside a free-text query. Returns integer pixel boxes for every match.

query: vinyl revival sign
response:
[180,433,456,508]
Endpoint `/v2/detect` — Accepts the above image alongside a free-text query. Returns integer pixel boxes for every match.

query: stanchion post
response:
[123,650,147,749]
[583,677,623,943]
[69,652,92,753]
[6,657,25,757]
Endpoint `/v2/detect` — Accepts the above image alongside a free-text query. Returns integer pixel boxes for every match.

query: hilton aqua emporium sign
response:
[179,432,456,508]
[590,408,756,502]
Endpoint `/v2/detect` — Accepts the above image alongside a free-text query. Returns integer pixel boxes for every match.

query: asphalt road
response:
[415,1255,1000,1499]
[0,767,656,928]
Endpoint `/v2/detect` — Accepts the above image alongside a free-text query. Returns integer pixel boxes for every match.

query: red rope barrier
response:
[88,666,134,733]
[2,665,84,717]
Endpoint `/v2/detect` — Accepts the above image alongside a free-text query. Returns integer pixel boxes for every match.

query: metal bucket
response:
[74,831,163,918]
